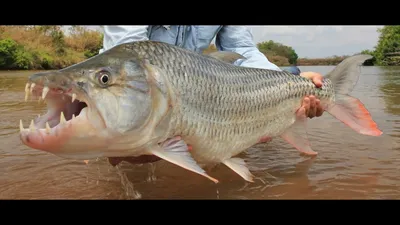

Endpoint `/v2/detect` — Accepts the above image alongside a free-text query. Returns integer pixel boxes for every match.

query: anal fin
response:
[223,157,255,182]
[149,136,219,183]
[281,118,318,156]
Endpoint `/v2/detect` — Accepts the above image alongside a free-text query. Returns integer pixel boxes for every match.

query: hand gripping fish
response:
[19,41,382,183]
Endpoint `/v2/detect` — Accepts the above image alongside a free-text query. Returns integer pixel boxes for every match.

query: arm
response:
[215,26,282,71]
[99,26,149,54]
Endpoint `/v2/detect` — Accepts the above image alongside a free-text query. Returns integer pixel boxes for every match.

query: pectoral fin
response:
[223,157,255,182]
[149,136,219,183]
[280,118,318,156]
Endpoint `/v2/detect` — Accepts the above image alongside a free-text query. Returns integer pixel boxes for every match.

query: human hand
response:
[296,72,324,119]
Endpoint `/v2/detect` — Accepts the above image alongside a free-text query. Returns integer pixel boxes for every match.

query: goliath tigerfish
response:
[19,41,382,183]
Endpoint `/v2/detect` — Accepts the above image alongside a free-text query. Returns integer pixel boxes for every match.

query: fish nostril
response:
[77,82,85,87]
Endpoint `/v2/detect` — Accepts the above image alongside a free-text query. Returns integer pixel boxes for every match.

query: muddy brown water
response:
[0,66,399,199]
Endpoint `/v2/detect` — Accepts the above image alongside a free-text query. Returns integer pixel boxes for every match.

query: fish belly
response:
[174,96,308,165]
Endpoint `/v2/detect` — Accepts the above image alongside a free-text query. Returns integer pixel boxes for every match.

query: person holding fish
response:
[99,25,325,166]
[21,26,380,182]
[100,25,324,120]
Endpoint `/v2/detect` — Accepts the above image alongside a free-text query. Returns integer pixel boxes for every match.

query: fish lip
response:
[21,72,108,146]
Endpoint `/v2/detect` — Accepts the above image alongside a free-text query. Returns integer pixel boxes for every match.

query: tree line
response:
[360,26,400,66]
[0,25,399,70]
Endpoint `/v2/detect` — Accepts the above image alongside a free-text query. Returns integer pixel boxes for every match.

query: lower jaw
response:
[20,130,110,160]
[19,116,138,160]
[20,120,76,153]
[19,113,104,154]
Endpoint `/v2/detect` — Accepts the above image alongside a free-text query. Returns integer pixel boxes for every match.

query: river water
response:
[0,66,399,199]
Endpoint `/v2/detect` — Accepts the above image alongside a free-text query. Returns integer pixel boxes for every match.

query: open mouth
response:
[19,82,90,150]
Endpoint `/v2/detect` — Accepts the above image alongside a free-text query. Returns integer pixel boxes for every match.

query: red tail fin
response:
[326,95,382,136]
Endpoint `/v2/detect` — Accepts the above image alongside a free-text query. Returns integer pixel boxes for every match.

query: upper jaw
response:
[26,71,88,105]
[21,71,106,134]
[19,73,111,155]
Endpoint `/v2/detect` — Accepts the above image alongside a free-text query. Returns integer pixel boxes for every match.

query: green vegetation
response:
[367,26,400,66]
[0,26,103,70]
[1,25,399,70]
[257,40,298,65]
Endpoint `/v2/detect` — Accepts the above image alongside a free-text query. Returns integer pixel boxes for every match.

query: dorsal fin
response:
[206,51,246,64]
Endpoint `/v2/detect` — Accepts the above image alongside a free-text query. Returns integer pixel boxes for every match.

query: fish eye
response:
[97,70,111,86]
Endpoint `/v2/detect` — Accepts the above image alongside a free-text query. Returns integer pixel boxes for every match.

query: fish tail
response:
[324,54,382,136]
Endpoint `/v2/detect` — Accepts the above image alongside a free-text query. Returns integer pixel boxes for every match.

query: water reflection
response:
[378,66,400,116]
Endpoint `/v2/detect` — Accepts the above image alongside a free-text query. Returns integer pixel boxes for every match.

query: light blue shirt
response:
[99,25,282,71]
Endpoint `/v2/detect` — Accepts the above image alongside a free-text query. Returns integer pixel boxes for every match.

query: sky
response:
[249,26,383,58]
[81,25,383,58]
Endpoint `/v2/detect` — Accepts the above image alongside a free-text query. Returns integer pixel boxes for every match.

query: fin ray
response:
[150,137,219,183]
[281,118,318,156]
[326,95,382,136]
[223,157,255,182]
[325,54,373,95]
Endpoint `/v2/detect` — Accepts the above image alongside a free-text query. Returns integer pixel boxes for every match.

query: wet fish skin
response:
[124,42,333,156]
[21,40,382,184]
[119,41,381,182]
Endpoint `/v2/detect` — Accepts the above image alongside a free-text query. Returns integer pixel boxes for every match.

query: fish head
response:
[20,45,169,160]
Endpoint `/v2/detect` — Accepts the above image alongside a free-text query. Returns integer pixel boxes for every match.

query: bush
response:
[0,38,35,69]
[257,40,298,65]
[374,26,400,66]
[0,25,104,70]
[13,48,34,69]
[0,38,18,68]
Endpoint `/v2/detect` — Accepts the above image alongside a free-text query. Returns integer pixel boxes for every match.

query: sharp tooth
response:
[72,114,75,119]
[20,120,24,132]
[60,111,66,124]
[24,83,30,102]
[42,86,49,100]
[72,93,77,103]
[38,114,40,118]
[25,83,30,92]
[46,122,51,133]
[24,91,29,102]
[29,120,35,132]
[30,83,36,93]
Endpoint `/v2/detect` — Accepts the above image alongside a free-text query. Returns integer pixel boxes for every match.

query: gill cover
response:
[106,58,175,150]
[86,59,153,134]
[139,59,174,140]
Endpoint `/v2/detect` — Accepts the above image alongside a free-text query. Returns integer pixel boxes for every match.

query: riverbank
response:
[268,56,347,67]
[0,26,103,70]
